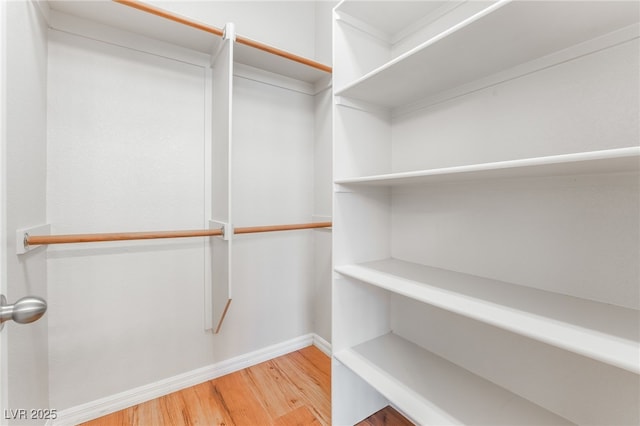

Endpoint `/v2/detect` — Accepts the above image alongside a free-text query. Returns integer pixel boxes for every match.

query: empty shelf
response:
[335,147,640,187]
[335,259,640,374]
[335,333,574,425]
[335,1,639,108]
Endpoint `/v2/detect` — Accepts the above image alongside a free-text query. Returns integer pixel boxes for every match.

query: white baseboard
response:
[313,333,332,357]
[49,333,331,426]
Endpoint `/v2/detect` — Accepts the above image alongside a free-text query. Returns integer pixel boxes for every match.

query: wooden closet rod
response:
[113,0,224,36]
[235,35,333,73]
[112,0,332,73]
[25,222,332,246]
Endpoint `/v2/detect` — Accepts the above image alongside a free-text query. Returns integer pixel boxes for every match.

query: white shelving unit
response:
[336,259,639,375]
[332,1,640,425]
[336,333,573,426]
[335,147,640,187]
[334,1,638,108]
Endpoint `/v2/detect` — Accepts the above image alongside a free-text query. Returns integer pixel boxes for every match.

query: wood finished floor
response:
[356,406,414,426]
[81,345,330,426]
[80,345,413,426]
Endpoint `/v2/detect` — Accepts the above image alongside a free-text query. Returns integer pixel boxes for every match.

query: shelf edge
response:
[334,147,640,186]
[335,262,640,374]
[334,0,511,96]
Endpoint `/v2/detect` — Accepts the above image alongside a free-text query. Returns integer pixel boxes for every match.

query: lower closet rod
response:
[24,222,331,247]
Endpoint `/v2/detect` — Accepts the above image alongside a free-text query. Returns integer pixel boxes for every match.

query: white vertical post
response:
[203,64,213,331]
[209,23,235,334]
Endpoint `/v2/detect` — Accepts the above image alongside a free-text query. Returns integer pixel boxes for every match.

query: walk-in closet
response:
[1,1,638,425]
[3,1,333,424]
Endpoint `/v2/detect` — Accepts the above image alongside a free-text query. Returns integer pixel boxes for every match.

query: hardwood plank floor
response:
[81,345,330,426]
[355,406,414,426]
[80,346,413,426]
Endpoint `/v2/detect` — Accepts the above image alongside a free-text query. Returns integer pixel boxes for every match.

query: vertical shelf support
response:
[209,22,235,334]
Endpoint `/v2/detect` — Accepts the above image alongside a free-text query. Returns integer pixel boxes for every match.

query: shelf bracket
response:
[16,224,51,255]
[210,220,232,241]
[222,22,236,42]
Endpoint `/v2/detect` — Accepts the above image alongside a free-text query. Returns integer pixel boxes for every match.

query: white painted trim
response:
[0,0,7,423]
[48,333,329,426]
[313,334,332,357]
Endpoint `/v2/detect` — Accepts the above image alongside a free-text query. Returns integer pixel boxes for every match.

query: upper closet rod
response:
[112,0,333,73]
[112,0,224,36]
[24,222,332,247]
[235,35,332,73]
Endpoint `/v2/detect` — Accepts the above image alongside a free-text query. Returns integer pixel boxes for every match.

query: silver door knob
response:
[0,294,47,331]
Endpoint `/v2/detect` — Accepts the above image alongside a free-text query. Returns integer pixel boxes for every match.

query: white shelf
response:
[50,1,219,54]
[335,333,574,426]
[335,259,640,374]
[48,1,330,84]
[334,0,639,108]
[335,147,640,187]
[233,42,329,86]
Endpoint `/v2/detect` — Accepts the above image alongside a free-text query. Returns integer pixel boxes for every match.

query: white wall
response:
[314,1,336,66]
[4,1,50,423]
[312,86,332,343]
[46,28,210,408]
[46,2,331,409]
[220,73,317,359]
